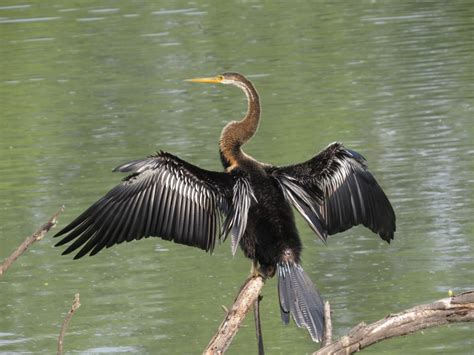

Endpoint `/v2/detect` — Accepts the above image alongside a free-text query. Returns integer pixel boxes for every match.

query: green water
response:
[1,1,473,354]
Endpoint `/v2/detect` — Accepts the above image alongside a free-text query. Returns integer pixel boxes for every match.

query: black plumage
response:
[55,152,246,258]
[55,72,396,343]
[267,142,395,243]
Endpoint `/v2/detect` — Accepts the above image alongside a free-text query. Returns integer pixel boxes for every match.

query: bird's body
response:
[236,162,302,270]
[55,72,396,343]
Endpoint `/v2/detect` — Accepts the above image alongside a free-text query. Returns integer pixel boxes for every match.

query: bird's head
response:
[186,72,249,86]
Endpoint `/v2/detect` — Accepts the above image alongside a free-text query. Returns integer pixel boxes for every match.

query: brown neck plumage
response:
[219,78,261,170]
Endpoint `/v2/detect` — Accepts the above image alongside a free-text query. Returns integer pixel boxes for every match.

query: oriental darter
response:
[55,72,396,343]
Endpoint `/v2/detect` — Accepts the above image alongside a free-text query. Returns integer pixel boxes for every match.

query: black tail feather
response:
[277,262,325,342]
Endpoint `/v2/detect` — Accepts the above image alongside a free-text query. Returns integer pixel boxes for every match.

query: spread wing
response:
[268,142,396,243]
[54,151,252,259]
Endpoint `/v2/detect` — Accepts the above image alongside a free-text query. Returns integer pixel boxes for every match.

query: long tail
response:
[277,261,325,342]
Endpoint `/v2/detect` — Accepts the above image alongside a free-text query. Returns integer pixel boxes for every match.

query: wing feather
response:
[54,151,247,259]
[268,142,395,242]
[229,177,255,256]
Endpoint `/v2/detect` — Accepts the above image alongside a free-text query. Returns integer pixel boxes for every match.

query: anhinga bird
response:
[55,72,396,343]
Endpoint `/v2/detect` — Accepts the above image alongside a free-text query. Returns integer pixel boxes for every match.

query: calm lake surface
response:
[1,1,473,354]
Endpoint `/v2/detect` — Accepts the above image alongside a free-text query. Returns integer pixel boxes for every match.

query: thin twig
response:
[321,301,332,347]
[0,206,64,276]
[57,293,81,355]
[204,275,265,354]
[314,291,474,355]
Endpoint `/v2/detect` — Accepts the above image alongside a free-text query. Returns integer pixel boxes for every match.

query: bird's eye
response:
[217,75,224,81]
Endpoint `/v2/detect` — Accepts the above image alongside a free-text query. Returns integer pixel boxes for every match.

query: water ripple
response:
[0,4,31,10]
[76,17,105,22]
[152,8,197,15]
[0,16,60,24]
[89,8,120,14]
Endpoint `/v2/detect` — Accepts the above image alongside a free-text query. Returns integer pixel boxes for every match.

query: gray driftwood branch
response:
[314,290,474,355]
[204,279,473,355]
[204,275,265,354]
[0,206,64,276]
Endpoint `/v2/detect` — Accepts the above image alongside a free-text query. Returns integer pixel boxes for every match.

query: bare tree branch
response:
[321,301,333,347]
[204,283,473,355]
[57,293,81,355]
[314,291,474,355]
[0,206,64,276]
[204,275,265,354]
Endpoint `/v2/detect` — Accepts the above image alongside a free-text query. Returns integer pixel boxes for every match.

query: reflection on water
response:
[1,1,473,354]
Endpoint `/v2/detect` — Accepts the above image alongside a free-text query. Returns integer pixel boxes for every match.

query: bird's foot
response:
[250,261,275,279]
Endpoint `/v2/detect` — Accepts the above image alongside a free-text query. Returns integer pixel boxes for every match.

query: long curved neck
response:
[219,79,261,169]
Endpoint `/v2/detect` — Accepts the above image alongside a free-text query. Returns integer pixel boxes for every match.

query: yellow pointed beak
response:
[185,76,223,84]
